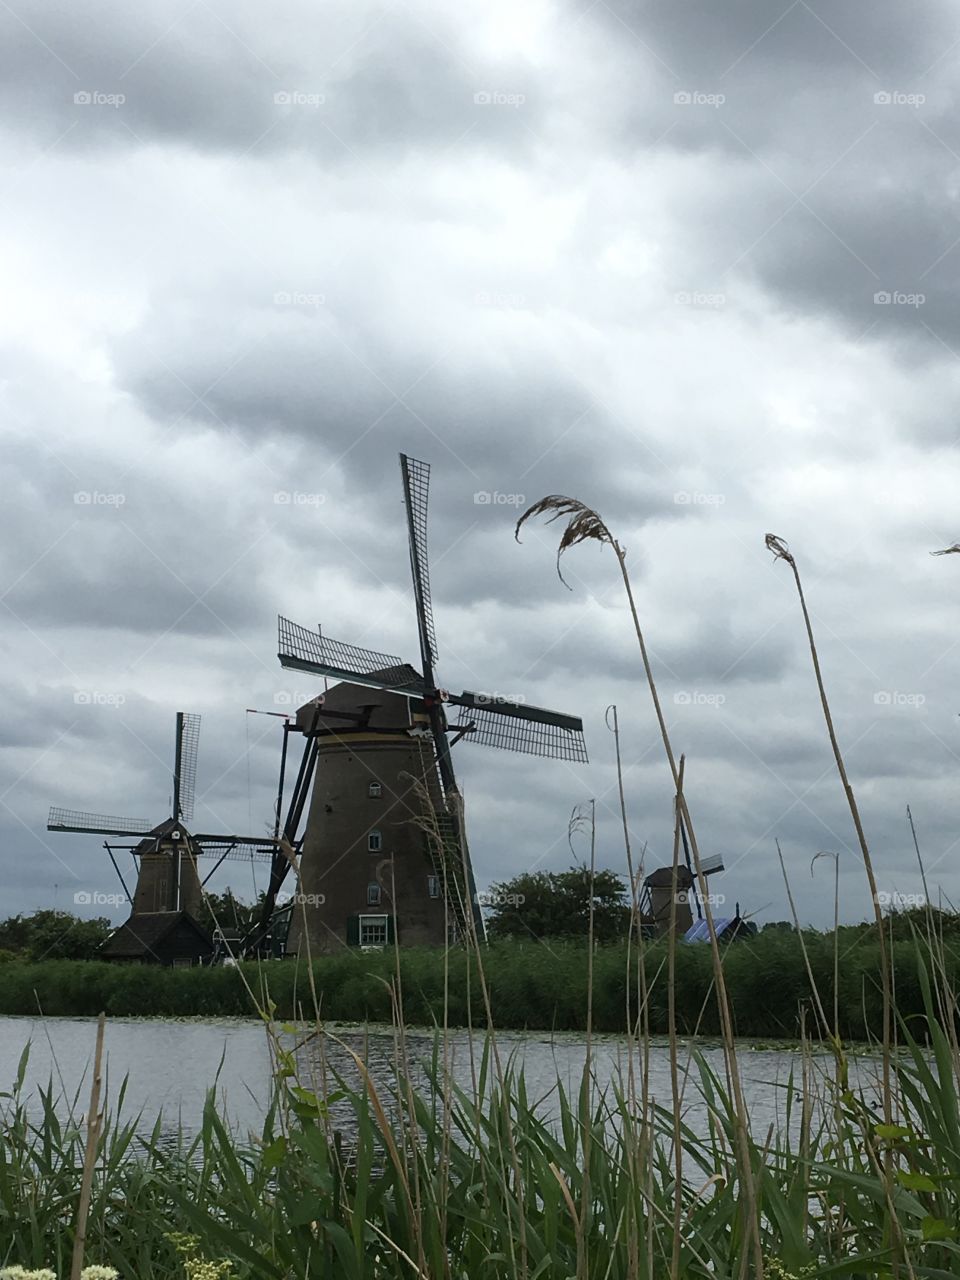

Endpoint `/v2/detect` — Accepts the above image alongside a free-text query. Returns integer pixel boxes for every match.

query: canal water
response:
[0,1015,878,1146]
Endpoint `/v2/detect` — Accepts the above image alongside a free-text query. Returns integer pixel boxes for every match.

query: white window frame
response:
[367,829,382,853]
[367,882,381,906]
[368,781,382,798]
[359,913,388,947]
[427,874,440,899]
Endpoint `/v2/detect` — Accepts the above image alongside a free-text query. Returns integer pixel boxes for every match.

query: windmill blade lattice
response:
[192,836,278,863]
[399,454,438,672]
[47,808,154,837]
[452,703,588,762]
[278,616,424,695]
[177,712,201,821]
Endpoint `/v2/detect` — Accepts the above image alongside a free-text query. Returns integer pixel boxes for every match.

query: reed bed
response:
[1,957,959,1279]
[0,929,955,1038]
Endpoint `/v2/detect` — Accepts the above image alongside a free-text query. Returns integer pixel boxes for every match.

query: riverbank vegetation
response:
[0,914,956,1039]
[3,939,960,1278]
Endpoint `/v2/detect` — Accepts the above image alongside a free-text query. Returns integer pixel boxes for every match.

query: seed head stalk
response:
[765,536,892,1113]
[517,496,763,1280]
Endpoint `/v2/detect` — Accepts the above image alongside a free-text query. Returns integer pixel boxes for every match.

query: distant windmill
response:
[260,453,589,953]
[49,712,281,962]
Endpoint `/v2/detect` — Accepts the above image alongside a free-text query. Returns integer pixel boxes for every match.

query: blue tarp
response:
[684,918,734,943]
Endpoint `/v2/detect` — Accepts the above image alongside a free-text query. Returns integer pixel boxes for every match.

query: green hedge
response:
[2,931,956,1037]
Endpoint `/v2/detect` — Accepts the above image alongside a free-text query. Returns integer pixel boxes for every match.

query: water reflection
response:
[0,1016,880,1147]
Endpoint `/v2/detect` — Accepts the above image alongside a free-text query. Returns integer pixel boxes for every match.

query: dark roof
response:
[644,865,694,889]
[100,910,212,959]
[132,816,196,856]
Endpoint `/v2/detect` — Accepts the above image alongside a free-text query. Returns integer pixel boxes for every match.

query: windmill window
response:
[359,914,388,947]
[368,829,382,853]
[368,781,382,798]
[367,882,381,906]
[427,875,440,899]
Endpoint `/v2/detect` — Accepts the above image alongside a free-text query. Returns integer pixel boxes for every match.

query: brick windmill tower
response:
[257,454,589,954]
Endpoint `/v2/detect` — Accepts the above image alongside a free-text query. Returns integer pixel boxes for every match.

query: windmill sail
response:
[449,694,588,762]
[175,712,201,821]
[399,453,438,673]
[277,616,424,696]
[47,808,153,836]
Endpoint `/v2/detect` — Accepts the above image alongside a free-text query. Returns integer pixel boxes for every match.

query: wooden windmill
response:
[48,712,281,963]
[254,453,589,954]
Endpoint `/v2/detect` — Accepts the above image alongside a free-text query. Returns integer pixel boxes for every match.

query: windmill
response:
[49,712,282,963]
[261,453,588,952]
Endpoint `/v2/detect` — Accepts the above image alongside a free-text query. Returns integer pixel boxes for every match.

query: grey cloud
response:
[0,0,541,158]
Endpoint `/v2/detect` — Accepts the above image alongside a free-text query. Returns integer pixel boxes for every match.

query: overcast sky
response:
[3,0,960,932]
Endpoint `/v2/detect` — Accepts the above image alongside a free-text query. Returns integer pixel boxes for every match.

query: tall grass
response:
[3,950,960,1279]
